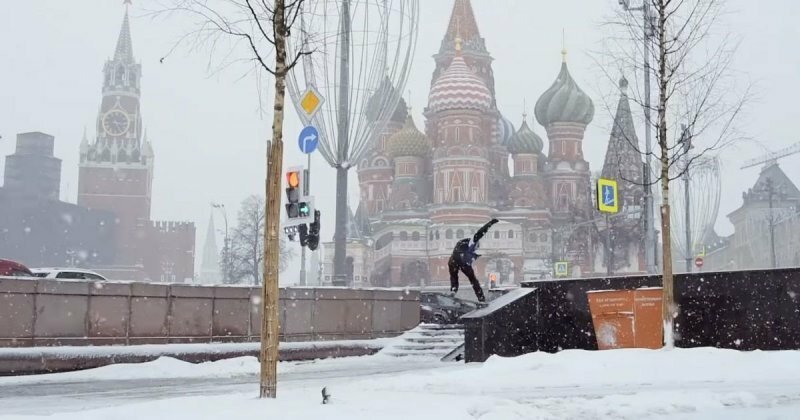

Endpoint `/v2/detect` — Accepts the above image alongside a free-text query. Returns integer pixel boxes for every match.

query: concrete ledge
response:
[0,340,387,376]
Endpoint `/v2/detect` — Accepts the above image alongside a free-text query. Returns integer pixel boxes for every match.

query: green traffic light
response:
[299,203,310,217]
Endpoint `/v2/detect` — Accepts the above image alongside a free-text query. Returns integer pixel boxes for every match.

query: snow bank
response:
[0,356,260,384]
[0,338,391,360]
[3,348,800,419]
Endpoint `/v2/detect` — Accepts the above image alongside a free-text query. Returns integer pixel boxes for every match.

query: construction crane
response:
[741,142,800,169]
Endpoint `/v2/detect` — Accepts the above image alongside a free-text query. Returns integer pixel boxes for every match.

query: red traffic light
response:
[286,171,300,188]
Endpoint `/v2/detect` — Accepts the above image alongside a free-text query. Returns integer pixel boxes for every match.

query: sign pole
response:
[606,214,613,277]
[299,152,311,286]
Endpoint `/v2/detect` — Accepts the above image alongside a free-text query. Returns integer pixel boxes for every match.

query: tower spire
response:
[115,6,134,62]
[445,0,480,43]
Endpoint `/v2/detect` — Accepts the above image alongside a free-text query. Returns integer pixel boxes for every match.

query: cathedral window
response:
[429,231,434,241]
[540,233,548,242]
[494,231,500,239]
[117,66,125,84]
[435,230,440,240]
[456,229,464,239]
[452,187,462,202]
[399,231,408,241]
[412,232,420,241]
[508,230,514,239]
[530,233,538,243]
[445,229,453,239]
[556,183,572,211]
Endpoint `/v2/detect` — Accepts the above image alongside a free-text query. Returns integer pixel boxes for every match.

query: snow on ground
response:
[3,348,800,419]
[0,338,391,360]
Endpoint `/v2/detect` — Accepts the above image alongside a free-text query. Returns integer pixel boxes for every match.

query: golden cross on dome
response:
[124,0,132,5]
[561,28,568,62]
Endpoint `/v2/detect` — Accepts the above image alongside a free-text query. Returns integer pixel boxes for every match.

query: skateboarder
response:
[448,218,499,303]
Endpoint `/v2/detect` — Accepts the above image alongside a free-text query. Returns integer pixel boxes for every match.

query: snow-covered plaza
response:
[2,348,800,419]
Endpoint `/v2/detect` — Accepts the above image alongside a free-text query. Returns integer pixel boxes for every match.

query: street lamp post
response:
[211,203,229,284]
[619,0,657,273]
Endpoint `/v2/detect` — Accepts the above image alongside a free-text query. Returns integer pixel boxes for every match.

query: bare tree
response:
[602,0,750,347]
[229,195,293,285]
[155,0,310,399]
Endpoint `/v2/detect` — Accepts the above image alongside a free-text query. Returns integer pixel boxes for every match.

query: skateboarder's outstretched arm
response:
[472,218,499,244]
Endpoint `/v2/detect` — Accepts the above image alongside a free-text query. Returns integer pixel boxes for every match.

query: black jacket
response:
[450,219,498,265]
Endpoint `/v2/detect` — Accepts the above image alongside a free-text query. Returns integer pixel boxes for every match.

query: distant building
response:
[198,214,221,285]
[0,134,116,268]
[706,163,800,271]
[77,6,195,282]
[3,132,62,201]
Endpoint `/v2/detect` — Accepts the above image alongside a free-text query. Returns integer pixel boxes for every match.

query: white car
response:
[31,268,108,281]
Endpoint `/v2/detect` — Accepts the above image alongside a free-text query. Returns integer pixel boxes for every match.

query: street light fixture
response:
[619,0,657,274]
[211,202,229,284]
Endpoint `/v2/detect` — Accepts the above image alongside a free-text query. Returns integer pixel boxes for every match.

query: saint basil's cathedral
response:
[322,0,646,287]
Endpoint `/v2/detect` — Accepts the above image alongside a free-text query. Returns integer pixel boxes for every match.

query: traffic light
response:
[307,210,321,251]
[284,166,314,226]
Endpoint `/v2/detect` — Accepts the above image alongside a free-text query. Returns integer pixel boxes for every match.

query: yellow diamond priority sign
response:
[299,86,324,122]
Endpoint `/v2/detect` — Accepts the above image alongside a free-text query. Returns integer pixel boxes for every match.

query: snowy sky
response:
[1,0,799,281]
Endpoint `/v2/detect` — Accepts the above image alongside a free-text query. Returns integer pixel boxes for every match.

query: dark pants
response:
[448,257,485,302]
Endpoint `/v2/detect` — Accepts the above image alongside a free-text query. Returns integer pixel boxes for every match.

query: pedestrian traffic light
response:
[284,166,314,227]
[296,211,320,250]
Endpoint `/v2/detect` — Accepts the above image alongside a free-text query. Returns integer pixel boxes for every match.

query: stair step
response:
[394,344,457,351]
[419,324,464,331]
[378,324,466,359]
[414,331,464,338]
[384,351,447,358]
[405,337,464,344]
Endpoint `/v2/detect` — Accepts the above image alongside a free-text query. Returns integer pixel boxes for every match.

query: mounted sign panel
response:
[597,178,619,214]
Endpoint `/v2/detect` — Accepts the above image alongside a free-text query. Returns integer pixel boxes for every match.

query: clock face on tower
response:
[103,110,130,136]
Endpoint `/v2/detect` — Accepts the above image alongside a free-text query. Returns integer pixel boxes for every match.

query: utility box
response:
[587,287,663,350]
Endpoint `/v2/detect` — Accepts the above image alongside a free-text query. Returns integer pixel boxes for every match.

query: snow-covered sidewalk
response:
[3,348,800,419]
[0,338,390,375]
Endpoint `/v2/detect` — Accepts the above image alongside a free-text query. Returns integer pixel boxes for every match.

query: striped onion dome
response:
[386,114,431,158]
[497,114,516,146]
[535,55,595,126]
[428,54,492,113]
[507,118,543,155]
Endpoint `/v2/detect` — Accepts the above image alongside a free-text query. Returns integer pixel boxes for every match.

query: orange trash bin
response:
[587,287,663,350]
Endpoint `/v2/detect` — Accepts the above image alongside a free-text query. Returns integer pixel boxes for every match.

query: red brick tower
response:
[78,6,195,281]
[78,8,152,271]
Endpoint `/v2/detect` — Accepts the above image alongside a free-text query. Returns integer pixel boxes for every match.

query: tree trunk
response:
[261,0,287,399]
[656,0,676,349]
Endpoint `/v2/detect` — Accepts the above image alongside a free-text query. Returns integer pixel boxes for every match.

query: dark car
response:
[420,292,478,324]
[0,259,34,277]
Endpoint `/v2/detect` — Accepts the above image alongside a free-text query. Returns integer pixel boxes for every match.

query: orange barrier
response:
[587,288,663,350]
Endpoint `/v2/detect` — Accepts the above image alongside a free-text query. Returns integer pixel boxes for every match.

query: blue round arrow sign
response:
[298,125,319,154]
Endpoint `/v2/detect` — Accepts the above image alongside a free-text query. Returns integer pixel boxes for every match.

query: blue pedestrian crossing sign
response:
[597,178,619,213]
[554,261,569,278]
[298,125,319,154]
